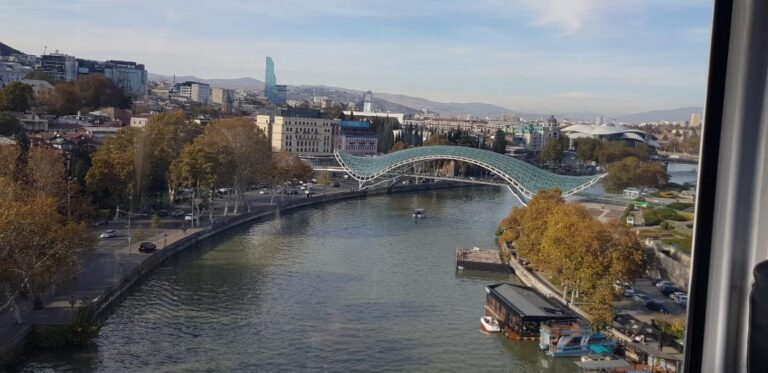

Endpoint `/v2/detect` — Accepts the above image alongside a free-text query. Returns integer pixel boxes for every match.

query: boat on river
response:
[412,208,425,218]
[539,320,616,357]
[480,316,501,333]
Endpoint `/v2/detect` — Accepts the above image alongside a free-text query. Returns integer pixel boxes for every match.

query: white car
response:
[259,189,268,194]
[669,291,687,300]
[99,229,116,239]
[184,214,194,221]
[672,293,688,306]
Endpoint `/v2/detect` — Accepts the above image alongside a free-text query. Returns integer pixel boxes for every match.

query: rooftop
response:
[488,283,572,319]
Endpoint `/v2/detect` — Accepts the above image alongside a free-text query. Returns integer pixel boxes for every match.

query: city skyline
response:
[0,0,713,115]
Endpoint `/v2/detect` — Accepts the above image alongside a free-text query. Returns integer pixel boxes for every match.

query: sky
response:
[0,0,713,115]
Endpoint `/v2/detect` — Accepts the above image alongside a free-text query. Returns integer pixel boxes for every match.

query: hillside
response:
[616,106,703,124]
[0,42,22,56]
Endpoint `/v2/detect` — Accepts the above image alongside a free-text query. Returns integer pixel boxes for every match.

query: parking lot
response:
[614,278,687,324]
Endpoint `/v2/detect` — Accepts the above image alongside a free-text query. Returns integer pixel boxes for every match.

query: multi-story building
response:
[130,116,150,128]
[504,117,561,152]
[276,84,287,106]
[332,120,378,156]
[211,87,234,105]
[363,91,373,112]
[41,53,78,81]
[264,56,277,103]
[0,62,30,87]
[103,60,147,98]
[178,81,211,104]
[255,109,333,156]
[690,112,702,128]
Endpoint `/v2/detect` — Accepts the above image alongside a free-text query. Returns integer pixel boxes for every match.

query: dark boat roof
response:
[487,283,573,320]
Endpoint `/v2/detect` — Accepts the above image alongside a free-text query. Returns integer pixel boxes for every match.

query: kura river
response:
[19,187,582,372]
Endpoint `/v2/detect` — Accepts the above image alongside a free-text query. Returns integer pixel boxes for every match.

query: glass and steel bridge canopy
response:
[334,146,604,202]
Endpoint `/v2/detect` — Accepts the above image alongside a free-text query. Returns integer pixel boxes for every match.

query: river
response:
[17,186,580,372]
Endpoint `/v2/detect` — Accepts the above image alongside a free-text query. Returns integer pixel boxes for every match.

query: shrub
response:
[656,208,686,221]
[643,208,661,226]
[667,202,694,211]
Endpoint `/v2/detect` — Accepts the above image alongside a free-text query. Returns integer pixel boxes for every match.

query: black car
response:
[92,218,108,226]
[660,285,685,296]
[646,300,671,314]
[156,210,169,217]
[138,242,157,253]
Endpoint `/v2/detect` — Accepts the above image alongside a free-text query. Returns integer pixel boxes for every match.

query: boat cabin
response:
[484,283,573,338]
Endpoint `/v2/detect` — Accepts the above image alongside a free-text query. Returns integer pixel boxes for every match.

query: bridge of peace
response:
[311,145,606,205]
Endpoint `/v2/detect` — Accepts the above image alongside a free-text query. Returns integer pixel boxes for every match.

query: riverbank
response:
[0,181,467,366]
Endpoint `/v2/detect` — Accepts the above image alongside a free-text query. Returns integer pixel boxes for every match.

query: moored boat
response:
[480,316,501,333]
[539,320,616,357]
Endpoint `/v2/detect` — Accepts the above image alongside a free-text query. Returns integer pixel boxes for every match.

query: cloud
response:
[515,0,606,35]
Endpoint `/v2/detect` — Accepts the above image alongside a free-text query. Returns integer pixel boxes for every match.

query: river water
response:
[17,186,581,372]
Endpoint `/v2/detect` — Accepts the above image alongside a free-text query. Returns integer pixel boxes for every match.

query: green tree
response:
[74,74,130,110]
[24,70,57,84]
[574,138,602,163]
[0,112,24,137]
[540,138,565,165]
[493,129,506,154]
[0,81,34,112]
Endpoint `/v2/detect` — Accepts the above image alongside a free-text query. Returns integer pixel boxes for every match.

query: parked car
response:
[672,293,688,306]
[633,293,651,305]
[99,229,116,239]
[661,285,686,296]
[184,214,194,221]
[655,280,675,290]
[138,242,157,253]
[669,291,687,299]
[259,189,268,194]
[172,210,185,217]
[156,210,169,217]
[623,286,636,297]
[646,300,671,314]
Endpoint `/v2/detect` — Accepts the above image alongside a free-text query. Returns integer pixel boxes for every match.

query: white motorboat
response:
[412,208,425,218]
[480,316,501,333]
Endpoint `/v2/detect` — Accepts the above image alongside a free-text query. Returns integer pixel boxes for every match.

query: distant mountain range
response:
[148,72,701,122]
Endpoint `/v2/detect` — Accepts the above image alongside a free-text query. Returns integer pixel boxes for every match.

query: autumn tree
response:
[143,111,203,202]
[0,169,95,317]
[169,138,217,224]
[425,134,451,146]
[604,156,669,193]
[267,151,313,203]
[497,190,648,329]
[86,127,142,207]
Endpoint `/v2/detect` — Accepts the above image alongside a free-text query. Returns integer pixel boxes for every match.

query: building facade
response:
[41,53,78,81]
[503,118,560,152]
[264,56,277,103]
[178,81,211,104]
[275,84,287,106]
[332,120,378,156]
[256,109,333,156]
[103,60,147,98]
[0,62,31,87]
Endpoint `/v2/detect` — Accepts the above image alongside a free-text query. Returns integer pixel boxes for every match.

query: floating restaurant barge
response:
[457,248,510,273]
[484,283,573,340]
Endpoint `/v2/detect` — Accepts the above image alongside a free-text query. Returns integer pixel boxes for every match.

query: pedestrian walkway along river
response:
[16,187,580,372]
